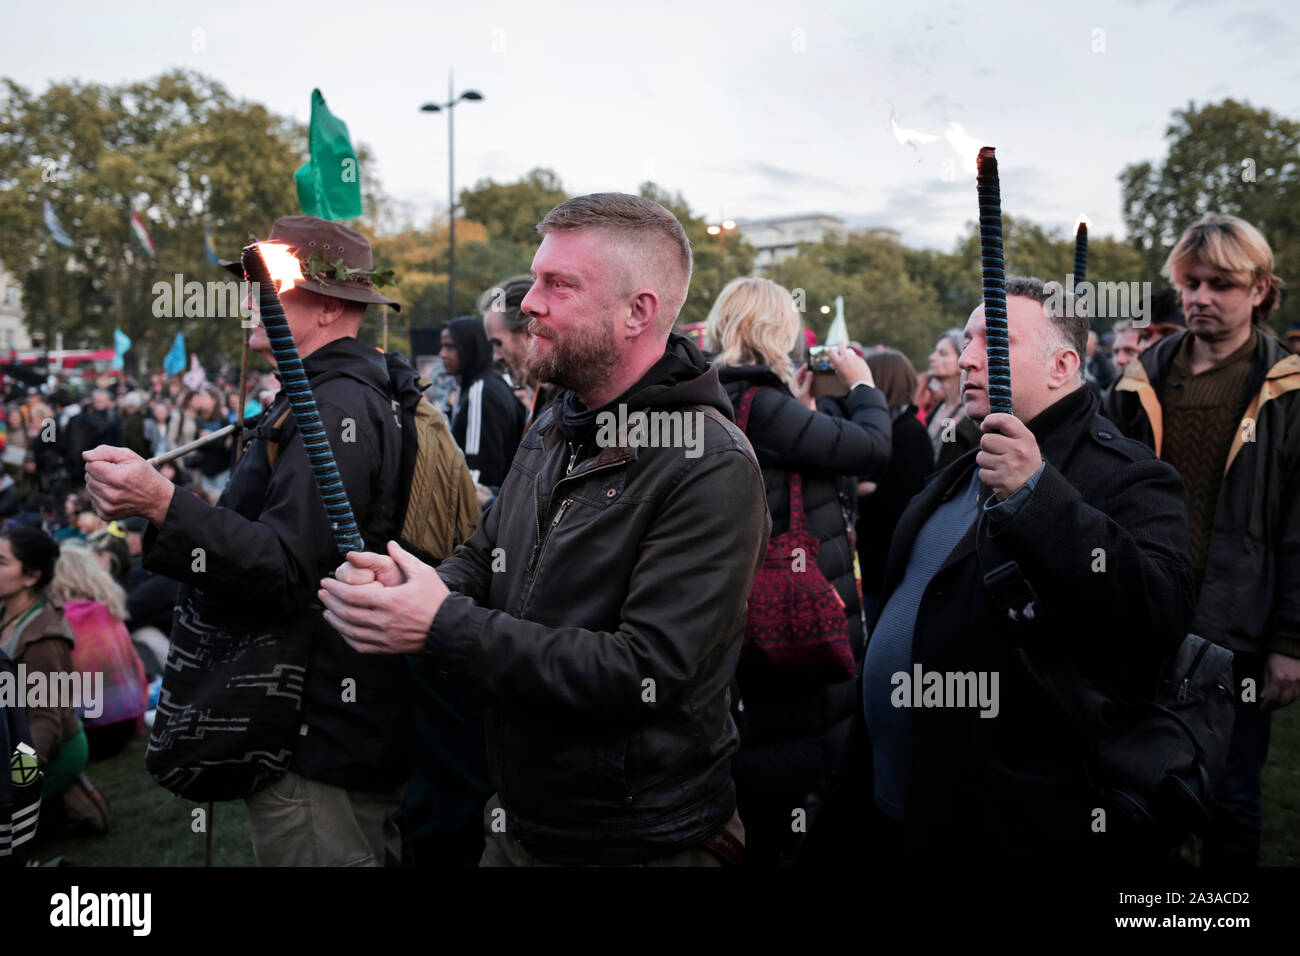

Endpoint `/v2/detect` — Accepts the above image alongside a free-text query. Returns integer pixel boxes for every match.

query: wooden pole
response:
[148,423,236,468]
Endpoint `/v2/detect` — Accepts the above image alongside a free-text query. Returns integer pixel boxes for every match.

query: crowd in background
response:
[5,208,1300,865]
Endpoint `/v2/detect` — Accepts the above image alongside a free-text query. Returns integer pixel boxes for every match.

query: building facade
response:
[0,266,32,353]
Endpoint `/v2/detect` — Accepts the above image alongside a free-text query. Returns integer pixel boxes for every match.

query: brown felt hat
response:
[220,215,400,311]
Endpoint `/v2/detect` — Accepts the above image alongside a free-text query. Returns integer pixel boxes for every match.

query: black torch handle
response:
[241,244,365,556]
[976,146,1012,418]
[1073,222,1088,320]
[1073,222,1088,288]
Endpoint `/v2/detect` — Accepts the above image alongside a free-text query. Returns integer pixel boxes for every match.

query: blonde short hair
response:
[705,277,803,384]
[50,542,128,622]
[1163,213,1284,324]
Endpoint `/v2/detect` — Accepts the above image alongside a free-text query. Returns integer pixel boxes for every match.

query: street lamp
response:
[420,71,484,321]
[705,219,737,295]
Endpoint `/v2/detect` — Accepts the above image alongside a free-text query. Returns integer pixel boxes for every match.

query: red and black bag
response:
[735,386,854,682]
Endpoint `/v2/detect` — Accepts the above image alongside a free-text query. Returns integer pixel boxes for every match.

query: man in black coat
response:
[822,276,1192,865]
[441,315,528,491]
[82,216,412,866]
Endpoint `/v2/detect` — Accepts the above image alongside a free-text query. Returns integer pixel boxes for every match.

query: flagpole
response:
[44,249,55,389]
[235,326,250,460]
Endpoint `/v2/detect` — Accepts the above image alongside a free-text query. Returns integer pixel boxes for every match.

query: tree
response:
[898,214,1153,338]
[767,231,945,369]
[459,168,569,248]
[636,181,756,328]
[0,70,313,374]
[0,71,394,376]
[1120,99,1300,331]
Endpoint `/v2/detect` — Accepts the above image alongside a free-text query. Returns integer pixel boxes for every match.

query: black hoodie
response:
[426,331,772,863]
[446,316,528,488]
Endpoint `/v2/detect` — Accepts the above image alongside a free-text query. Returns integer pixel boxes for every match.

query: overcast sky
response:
[7,0,1299,249]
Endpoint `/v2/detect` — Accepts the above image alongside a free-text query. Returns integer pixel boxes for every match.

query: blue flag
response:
[113,328,132,371]
[204,230,219,266]
[44,200,73,248]
[163,332,186,376]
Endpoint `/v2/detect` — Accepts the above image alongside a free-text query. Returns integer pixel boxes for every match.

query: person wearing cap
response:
[81,216,413,866]
[1106,213,1300,866]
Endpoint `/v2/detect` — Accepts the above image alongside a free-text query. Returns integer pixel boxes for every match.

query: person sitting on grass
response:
[0,524,109,834]
[49,543,149,761]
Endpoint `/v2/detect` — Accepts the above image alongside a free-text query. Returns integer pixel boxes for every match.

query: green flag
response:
[294,89,362,220]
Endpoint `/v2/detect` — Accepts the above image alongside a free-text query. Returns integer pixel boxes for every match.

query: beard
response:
[524,311,619,396]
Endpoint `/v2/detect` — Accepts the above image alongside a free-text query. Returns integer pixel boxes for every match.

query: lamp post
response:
[705,219,737,296]
[420,71,483,321]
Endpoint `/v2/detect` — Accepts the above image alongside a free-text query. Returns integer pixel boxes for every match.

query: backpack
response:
[266,353,480,563]
[983,559,1236,845]
[735,386,854,682]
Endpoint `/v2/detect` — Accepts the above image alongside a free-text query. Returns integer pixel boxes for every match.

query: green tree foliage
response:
[1120,99,1300,331]
[637,181,756,329]
[767,232,946,369]
[0,70,316,373]
[459,167,569,248]
[949,214,1146,332]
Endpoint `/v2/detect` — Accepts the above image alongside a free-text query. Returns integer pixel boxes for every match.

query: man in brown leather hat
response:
[84,216,412,866]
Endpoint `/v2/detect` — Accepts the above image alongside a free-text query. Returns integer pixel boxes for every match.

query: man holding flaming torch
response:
[83,217,413,867]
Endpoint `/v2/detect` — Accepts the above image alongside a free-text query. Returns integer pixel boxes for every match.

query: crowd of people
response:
[2,199,1298,868]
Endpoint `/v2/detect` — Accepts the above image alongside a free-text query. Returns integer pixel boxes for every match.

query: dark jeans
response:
[1203,652,1271,867]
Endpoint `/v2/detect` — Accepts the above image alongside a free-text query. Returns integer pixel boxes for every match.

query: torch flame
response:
[257,241,305,294]
[943,122,986,175]
[890,111,940,150]
[1075,213,1091,233]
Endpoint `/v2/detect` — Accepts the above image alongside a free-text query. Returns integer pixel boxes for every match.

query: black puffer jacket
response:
[718,364,891,864]
[425,334,770,864]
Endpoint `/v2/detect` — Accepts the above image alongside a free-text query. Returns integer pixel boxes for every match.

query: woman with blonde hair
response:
[706,275,892,865]
[50,543,149,760]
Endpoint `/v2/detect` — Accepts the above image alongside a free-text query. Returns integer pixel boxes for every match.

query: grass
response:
[33,734,256,867]
[27,704,1300,867]
[1261,698,1300,865]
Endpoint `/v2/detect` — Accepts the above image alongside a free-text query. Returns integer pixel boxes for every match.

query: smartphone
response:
[807,346,847,398]
[808,345,834,372]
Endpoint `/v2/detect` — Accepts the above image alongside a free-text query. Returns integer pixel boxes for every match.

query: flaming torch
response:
[976,146,1012,417]
[240,241,365,556]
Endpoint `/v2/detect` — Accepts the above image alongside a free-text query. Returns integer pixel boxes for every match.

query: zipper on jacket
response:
[521,443,627,608]
[1178,639,1212,703]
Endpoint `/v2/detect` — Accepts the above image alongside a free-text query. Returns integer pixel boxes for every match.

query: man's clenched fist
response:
[83,445,175,526]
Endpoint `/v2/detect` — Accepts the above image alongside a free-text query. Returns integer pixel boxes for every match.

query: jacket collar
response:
[274,337,389,392]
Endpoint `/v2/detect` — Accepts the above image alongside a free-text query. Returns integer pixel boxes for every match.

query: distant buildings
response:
[735,214,899,271]
[0,266,32,352]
